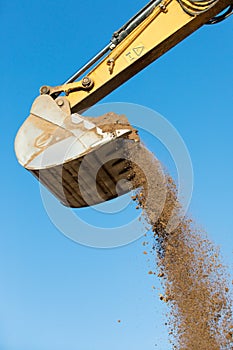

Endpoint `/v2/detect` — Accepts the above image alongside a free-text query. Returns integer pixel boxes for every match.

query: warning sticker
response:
[124,43,145,63]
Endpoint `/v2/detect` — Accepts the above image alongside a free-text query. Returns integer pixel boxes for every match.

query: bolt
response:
[159,3,167,12]
[82,77,92,88]
[57,98,64,107]
[40,85,50,95]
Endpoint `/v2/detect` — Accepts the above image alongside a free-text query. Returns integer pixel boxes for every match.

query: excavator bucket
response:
[15,95,140,207]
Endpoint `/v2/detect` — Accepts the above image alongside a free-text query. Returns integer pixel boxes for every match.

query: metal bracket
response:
[40,76,94,97]
[159,1,168,12]
[107,58,115,74]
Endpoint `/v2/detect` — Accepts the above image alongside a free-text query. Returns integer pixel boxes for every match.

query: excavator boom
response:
[43,0,232,113]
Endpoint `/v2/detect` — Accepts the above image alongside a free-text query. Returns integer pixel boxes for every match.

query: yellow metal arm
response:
[41,0,232,114]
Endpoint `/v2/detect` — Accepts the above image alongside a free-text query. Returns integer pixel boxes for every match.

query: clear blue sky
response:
[1,1,233,349]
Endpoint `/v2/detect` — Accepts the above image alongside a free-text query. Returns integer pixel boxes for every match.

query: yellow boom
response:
[41,0,232,113]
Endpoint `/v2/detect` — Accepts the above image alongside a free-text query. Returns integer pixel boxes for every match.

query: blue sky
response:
[1,1,233,349]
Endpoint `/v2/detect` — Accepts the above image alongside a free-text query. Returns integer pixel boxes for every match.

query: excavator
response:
[15,0,232,208]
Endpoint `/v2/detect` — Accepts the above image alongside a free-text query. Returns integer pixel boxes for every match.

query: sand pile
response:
[129,143,233,349]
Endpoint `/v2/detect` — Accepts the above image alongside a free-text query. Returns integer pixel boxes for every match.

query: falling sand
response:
[128,143,233,349]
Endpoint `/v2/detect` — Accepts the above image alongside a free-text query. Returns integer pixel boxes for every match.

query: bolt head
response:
[40,86,50,95]
[82,77,92,87]
[57,98,64,106]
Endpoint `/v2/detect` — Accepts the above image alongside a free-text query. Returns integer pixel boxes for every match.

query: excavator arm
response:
[15,0,232,208]
[40,0,232,113]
